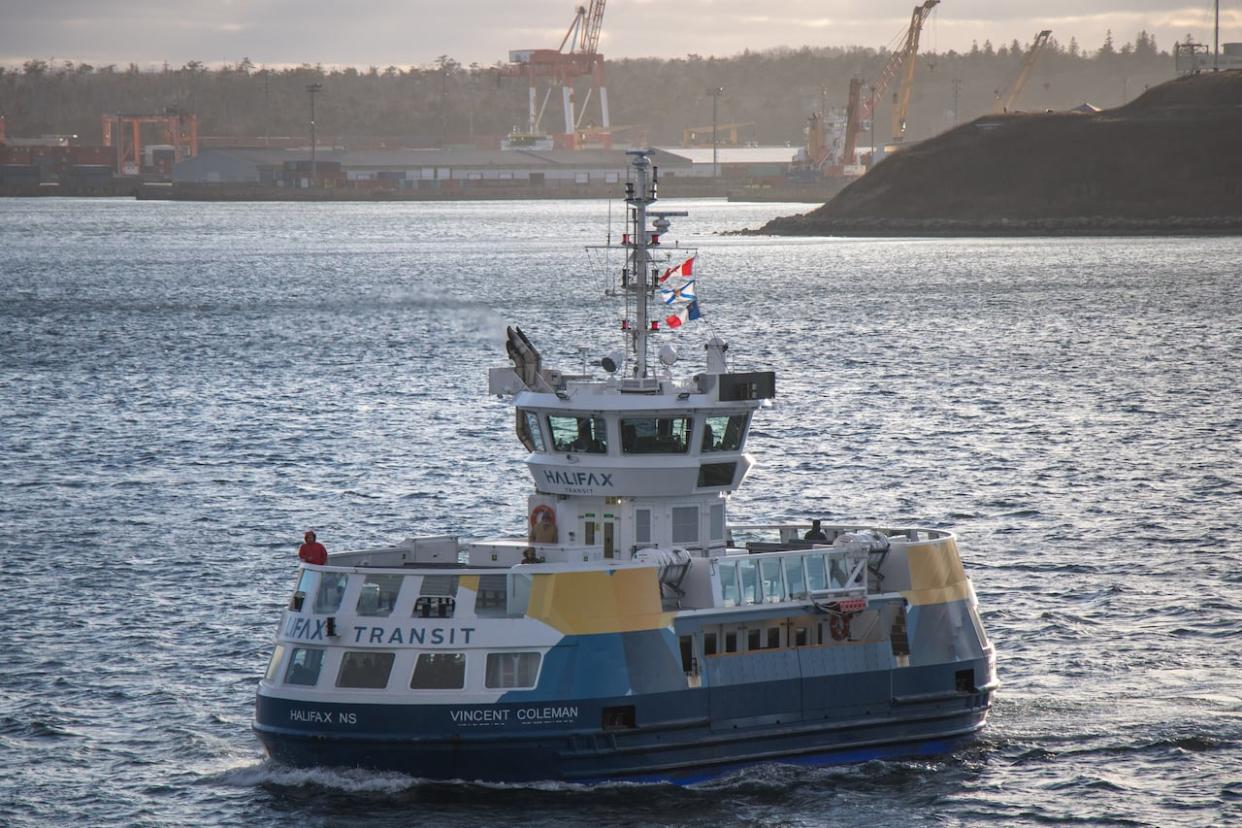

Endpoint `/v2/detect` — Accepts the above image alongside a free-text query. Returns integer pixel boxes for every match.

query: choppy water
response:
[2,197,1240,827]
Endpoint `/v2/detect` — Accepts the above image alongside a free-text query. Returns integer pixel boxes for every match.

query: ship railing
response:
[712,543,872,609]
[726,523,947,549]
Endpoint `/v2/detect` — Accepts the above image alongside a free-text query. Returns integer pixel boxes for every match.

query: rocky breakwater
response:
[758,71,1242,236]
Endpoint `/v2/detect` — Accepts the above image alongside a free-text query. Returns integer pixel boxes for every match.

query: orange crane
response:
[884,0,940,144]
[844,0,938,160]
[993,30,1053,113]
[101,110,198,175]
[502,2,609,147]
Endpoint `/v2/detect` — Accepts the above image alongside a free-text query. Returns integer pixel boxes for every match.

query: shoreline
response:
[746,215,1242,237]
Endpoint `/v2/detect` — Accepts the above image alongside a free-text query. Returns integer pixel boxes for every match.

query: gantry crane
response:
[993,30,1053,113]
[101,110,198,175]
[501,2,609,147]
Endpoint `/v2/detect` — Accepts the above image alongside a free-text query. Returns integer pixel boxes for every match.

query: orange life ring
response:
[530,505,556,530]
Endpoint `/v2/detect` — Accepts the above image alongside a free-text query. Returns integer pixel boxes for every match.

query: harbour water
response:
[2,197,1239,826]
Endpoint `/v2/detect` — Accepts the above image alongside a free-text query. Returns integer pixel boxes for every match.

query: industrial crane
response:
[883,0,940,144]
[812,1,938,171]
[502,1,610,147]
[993,30,1053,113]
[838,0,940,159]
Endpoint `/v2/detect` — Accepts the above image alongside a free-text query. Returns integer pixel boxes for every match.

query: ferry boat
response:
[253,151,998,783]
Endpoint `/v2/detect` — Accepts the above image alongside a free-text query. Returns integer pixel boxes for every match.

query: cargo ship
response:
[253,150,997,783]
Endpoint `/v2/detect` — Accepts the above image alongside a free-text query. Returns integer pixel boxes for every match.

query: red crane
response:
[101,110,198,175]
[501,2,609,148]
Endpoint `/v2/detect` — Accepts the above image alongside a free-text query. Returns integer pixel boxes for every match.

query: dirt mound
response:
[761,71,1242,235]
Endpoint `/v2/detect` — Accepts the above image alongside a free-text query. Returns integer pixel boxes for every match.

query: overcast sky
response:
[1,1,1238,69]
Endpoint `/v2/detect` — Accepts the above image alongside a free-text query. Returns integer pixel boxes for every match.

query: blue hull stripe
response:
[255,659,993,783]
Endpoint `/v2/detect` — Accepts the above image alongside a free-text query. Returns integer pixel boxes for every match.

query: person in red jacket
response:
[298,531,328,565]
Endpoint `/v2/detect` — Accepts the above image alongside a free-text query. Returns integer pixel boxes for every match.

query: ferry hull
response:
[254,659,994,784]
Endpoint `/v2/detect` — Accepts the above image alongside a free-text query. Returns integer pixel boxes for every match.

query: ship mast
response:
[623,150,685,379]
[625,150,654,378]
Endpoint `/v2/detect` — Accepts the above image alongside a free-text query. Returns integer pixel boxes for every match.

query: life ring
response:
[529,505,556,531]
[829,612,851,642]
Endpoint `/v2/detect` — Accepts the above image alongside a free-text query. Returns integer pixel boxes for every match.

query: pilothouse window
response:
[547,415,607,454]
[516,409,546,452]
[702,414,749,453]
[620,416,691,454]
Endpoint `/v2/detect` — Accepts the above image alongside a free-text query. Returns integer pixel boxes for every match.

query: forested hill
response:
[1,32,1176,148]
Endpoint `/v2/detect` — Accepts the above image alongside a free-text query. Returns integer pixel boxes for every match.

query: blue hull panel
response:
[256,721,984,785]
[254,660,993,783]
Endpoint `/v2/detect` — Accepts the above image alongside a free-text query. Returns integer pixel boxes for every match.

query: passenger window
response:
[356,574,404,617]
[794,626,809,646]
[517,409,546,452]
[725,631,738,653]
[314,573,348,613]
[474,574,508,617]
[265,645,286,682]
[485,652,541,689]
[291,570,316,611]
[805,555,828,591]
[410,653,466,690]
[416,574,458,618]
[704,632,718,656]
[783,556,806,597]
[284,647,326,686]
[672,506,699,544]
[547,415,607,454]
[738,559,759,604]
[701,414,749,452]
[509,573,533,617]
[719,562,740,607]
[760,557,785,602]
[336,651,396,689]
[747,628,761,651]
[767,627,781,648]
[620,416,691,454]
[414,596,456,618]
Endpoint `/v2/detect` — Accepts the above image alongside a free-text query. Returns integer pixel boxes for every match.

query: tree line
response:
[0,31,1178,149]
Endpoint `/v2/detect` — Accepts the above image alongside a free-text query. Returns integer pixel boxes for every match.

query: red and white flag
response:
[665,301,703,330]
[658,256,695,285]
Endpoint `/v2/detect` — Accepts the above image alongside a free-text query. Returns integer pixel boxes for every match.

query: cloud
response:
[0,0,1237,68]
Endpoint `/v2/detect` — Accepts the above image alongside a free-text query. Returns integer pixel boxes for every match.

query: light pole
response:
[306,82,322,187]
[708,86,724,177]
[1214,0,1220,71]
[951,78,962,127]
